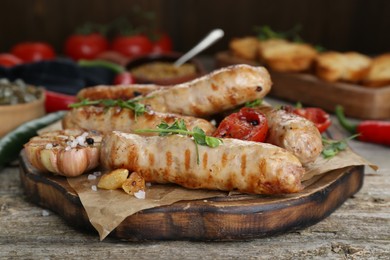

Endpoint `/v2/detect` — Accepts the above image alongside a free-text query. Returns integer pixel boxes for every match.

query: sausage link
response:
[101,132,305,194]
[142,64,272,117]
[256,106,323,164]
[77,84,162,100]
[62,107,216,135]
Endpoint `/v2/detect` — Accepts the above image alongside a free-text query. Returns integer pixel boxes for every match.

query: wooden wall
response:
[1,0,389,55]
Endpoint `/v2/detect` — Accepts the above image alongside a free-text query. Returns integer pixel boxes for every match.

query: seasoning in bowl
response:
[0,78,42,105]
[130,62,197,82]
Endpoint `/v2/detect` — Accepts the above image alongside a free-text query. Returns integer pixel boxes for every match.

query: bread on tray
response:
[314,51,372,83]
[362,53,390,87]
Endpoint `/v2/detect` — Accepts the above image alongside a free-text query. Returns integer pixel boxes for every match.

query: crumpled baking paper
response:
[67,147,376,240]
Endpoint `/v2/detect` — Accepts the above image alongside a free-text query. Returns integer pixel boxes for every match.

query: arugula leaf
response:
[321,135,358,159]
[136,120,223,164]
[245,99,263,108]
[69,98,147,117]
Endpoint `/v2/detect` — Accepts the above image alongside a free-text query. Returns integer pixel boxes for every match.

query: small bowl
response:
[0,88,45,137]
[125,52,206,86]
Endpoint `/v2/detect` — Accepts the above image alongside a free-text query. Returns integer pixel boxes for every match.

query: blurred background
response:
[1,0,390,55]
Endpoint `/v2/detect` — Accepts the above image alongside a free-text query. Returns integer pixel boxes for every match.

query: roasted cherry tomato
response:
[45,90,77,113]
[65,33,109,60]
[113,72,135,85]
[111,34,153,58]
[0,53,23,67]
[11,42,55,62]
[292,107,331,133]
[151,33,173,54]
[213,107,268,142]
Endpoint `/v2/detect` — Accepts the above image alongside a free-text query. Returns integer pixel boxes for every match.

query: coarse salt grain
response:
[134,190,146,199]
[91,185,97,192]
[88,174,97,180]
[93,171,102,176]
[42,210,50,217]
[45,143,53,149]
[65,146,71,151]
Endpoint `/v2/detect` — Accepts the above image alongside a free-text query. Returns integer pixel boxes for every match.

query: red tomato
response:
[11,42,55,62]
[111,35,153,58]
[213,107,268,142]
[113,72,135,85]
[65,33,109,60]
[0,53,23,67]
[45,90,77,113]
[292,107,331,133]
[152,33,173,53]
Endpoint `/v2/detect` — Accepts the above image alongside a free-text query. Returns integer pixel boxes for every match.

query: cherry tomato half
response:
[65,33,109,61]
[111,35,153,58]
[0,53,23,67]
[213,107,268,142]
[11,42,55,62]
[292,107,331,133]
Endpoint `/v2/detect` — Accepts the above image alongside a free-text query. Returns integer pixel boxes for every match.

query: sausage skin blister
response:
[256,106,323,164]
[101,131,305,194]
[141,64,272,117]
[62,106,216,135]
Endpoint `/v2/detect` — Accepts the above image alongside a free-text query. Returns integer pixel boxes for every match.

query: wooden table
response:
[0,58,389,258]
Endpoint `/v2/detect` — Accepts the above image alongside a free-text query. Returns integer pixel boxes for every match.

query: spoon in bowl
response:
[174,28,224,67]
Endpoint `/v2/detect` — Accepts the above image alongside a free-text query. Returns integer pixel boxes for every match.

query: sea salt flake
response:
[88,174,97,180]
[45,143,53,149]
[93,171,102,176]
[91,185,97,192]
[134,190,146,199]
[42,210,50,217]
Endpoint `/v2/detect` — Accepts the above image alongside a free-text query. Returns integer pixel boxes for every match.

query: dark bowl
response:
[125,52,206,86]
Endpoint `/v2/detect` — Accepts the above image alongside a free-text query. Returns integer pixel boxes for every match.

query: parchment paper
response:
[67,147,377,241]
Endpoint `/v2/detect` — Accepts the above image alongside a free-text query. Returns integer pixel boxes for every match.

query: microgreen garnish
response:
[135,120,223,164]
[69,98,147,117]
[321,134,359,159]
[245,99,263,108]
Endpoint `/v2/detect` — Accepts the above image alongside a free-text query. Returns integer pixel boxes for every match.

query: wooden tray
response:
[216,51,390,120]
[19,151,364,241]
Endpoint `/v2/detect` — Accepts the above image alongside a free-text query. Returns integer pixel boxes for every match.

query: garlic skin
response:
[24,129,101,177]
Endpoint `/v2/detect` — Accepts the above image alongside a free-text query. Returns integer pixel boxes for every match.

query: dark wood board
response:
[215,51,390,120]
[19,151,364,241]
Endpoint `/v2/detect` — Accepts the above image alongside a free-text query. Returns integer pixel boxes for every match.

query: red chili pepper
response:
[45,90,77,113]
[289,106,332,133]
[335,105,390,146]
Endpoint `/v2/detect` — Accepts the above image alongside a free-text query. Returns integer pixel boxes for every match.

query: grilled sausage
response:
[100,131,305,194]
[24,129,101,177]
[62,106,216,135]
[255,106,323,164]
[141,64,272,117]
[77,84,163,100]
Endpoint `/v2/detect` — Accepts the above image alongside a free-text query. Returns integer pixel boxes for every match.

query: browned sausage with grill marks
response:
[100,131,305,194]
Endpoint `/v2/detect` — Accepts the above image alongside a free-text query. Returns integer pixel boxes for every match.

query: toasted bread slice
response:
[363,53,390,87]
[315,51,372,83]
[229,36,259,60]
[258,39,318,72]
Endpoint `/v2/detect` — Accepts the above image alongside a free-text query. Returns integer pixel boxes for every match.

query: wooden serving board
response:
[19,151,364,241]
[216,51,390,120]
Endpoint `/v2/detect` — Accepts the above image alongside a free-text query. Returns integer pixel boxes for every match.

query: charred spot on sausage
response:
[256,86,263,92]
[133,91,142,97]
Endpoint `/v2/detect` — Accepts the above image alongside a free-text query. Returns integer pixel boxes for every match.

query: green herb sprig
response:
[321,134,359,159]
[135,120,223,164]
[245,99,263,108]
[69,98,147,117]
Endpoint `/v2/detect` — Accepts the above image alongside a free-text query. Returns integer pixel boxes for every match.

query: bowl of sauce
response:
[126,52,205,86]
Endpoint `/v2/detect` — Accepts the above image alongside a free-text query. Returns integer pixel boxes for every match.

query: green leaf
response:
[205,136,223,148]
[245,99,262,108]
[192,127,206,145]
